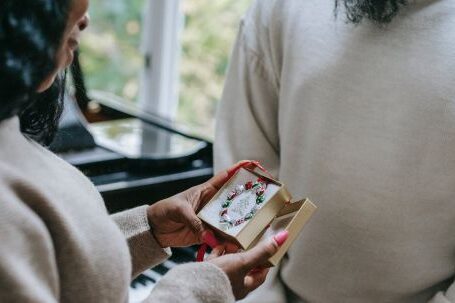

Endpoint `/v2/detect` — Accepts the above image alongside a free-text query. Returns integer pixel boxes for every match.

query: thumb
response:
[180,204,205,238]
[241,231,289,271]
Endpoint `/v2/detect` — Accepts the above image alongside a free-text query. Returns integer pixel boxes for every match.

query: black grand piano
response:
[53,53,212,302]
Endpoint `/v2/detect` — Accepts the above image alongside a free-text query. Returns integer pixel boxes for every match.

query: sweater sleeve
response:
[114,207,235,303]
[143,262,235,303]
[214,7,281,176]
[0,195,59,302]
[429,283,455,303]
[112,205,172,277]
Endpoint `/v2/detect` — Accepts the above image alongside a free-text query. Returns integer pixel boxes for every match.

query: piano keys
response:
[129,247,198,302]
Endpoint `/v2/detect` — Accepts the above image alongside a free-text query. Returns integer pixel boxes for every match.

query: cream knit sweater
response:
[0,116,234,303]
[215,0,455,302]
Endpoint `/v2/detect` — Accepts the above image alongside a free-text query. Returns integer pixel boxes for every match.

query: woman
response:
[0,0,289,302]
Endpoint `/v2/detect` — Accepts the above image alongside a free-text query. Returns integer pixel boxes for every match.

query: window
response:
[177,0,251,138]
[80,0,251,139]
[80,0,146,103]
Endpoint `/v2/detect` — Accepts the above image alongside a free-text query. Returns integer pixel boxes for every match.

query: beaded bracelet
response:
[219,178,267,228]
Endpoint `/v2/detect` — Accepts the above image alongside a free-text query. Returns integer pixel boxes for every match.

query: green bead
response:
[256,196,265,204]
[222,201,231,208]
[245,212,253,220]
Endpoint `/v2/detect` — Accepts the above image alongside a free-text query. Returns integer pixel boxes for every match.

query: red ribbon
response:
[196,243,208,262]
[196,161,274,262]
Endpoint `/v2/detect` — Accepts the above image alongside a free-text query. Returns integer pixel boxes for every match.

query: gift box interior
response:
[198,167,317,265]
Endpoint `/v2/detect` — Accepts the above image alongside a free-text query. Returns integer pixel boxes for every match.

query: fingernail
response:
[274,231,289,246]
[202,231,219,248]
[227,169,237,178]
[228,165,242,178]
[249,267,262,274]
[227,161,255,178]
[227,166,240,178]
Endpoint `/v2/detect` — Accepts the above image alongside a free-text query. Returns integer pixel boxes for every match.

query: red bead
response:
[245,181,253,190]
[227,192,236,200]
[234,218,245,226]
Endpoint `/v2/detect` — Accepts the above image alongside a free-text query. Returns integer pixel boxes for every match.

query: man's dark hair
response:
[0,0,72,145]
[336,0,408,24]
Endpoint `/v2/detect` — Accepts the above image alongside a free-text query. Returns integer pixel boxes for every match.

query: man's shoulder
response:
[244,0,305,28]
[240,0,297,55]
[245,0,285,27]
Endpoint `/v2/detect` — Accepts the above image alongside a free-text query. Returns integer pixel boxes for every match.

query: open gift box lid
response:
[249,198,316,266]
[198,167,317,265]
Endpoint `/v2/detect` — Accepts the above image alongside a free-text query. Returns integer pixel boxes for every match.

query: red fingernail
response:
[227,161,251,178]
[249,268,262,274]
[274,231,289,246]
[227,166,240,178]
[202,231,219,248]
[227,169,237,178]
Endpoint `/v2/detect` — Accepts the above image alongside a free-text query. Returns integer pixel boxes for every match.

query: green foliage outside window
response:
[178,0,250,137]
[80,0,145,101]
[80,0,251,138]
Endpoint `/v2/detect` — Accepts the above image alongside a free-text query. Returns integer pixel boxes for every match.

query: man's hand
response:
[147,161,255,248]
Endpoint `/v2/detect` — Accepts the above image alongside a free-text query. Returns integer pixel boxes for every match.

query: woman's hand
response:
[147,161,255,248]
[207,231,289,300]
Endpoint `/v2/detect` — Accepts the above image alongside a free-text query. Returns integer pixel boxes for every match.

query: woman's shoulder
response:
[0,116,75,176]
[0,116,101,201]
[0,172,55,249]
[0,118,108,224]
[0,170,61,301]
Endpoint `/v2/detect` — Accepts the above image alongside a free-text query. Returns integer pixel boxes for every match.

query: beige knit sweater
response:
[0,116,235,303]
[215,0,455,302]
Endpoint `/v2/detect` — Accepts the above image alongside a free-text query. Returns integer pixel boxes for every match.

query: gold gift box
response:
[198,167,317,266]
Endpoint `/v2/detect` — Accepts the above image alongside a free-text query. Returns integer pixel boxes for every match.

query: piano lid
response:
[89,118,207,160]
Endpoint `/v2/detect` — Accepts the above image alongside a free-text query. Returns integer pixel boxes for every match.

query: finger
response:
[241,231,289,271]
[179,204,205,238]
[242,160,261,172]
[227,160,256,178]
[206,245,225,260]
[244,268,269,292]
[249,266,268,275]
[208,160,255,191]
[224,242,241,254]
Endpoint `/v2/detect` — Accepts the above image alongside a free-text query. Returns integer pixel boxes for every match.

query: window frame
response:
[138,0,183,120]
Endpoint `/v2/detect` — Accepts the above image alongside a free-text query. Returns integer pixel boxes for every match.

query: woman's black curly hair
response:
[0,0,72,145]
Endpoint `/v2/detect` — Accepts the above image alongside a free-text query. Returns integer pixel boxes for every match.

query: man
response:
[215,0,455,302]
